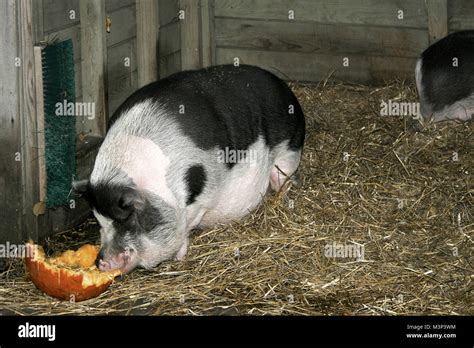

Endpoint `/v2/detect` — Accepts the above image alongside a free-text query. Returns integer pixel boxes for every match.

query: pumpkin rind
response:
[25,243,120,302]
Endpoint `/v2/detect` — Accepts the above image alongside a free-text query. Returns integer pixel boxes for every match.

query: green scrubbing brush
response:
[40,39,76,208]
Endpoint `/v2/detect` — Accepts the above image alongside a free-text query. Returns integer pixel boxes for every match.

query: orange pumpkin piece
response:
[25,242,121,302]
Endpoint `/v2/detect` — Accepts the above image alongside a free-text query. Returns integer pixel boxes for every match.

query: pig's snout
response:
[96,247,133,273]
[95,248,105,268]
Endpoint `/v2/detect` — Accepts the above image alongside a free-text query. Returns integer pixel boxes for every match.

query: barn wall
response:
[106,0,138,115]
[158,0,473,85]
[158,0,181,77]
[212,0,429,84]
[448,0,474,32]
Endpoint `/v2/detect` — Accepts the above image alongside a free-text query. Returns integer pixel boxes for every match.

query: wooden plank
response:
[106,4,137,47]
[106,0,135,12]
[43,0,80,33]
[215,18,428,58]
[216,48,416,84]
[108,71,138,115]
[80,0,108,136]
[159,0,179,26]
[0,0,22,243]
[425,0,447,43]
[200,0,215,67]
[215,0,427,28]
[74,61,82,99]
[108,39,137,82]
[159,21,181,56]
[18,0,41,241]
[32,0,44,44]
[180,0,200,70]
[448,0,474,31]
[159,50,181,77]
[33,47,46,203]
[136,0,158,87]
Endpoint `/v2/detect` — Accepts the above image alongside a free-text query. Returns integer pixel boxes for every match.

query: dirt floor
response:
[1,80,472,315]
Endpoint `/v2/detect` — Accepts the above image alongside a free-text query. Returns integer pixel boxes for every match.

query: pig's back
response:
[109,64,305,154]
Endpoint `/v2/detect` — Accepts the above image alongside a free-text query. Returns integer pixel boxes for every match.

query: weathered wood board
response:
[106,4,137,47]
[216,48,416,84]
[159,0,180,26]
[215,0,427,28]
[106,0,135,12]
[159,22,181,56]
[43,0,80,33]
[448,0,474,31]
[159,50,181,78]
[136,0,158,87]
[0,0,22,243]
[215,18,428,58]
[108,39,137,83]
[108,71,138,114]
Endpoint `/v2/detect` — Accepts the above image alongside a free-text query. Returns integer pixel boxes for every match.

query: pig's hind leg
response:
[432,95,474,123]
[269,149,302,192]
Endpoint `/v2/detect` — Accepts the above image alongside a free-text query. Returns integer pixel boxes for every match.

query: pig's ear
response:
[72,179,90,197]
[114,188,142,221]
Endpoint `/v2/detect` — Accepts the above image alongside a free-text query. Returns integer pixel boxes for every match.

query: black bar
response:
[0,315,472,346]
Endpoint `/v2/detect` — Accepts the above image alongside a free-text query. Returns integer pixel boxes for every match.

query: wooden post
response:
[18,0,41,240]
[80,0,107,135]
[33,46,46,203]
[200,0,215,68]
[180,0,200,70]
[32,0,43,44]
[425,0,448,44]
[0,0,23,243]
[137,0,159,87]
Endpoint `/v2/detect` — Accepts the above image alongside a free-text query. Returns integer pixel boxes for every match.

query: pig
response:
[415,30,474,123]
[74,64,305,273]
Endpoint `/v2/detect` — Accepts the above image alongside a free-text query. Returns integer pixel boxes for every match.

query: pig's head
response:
[74,178,186,274]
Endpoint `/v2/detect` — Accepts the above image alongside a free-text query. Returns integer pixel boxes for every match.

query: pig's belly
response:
[200,138,275,226]
[200,162,272,225]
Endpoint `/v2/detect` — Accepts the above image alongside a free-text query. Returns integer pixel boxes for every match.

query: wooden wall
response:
[156,0,474,85]
[448,0,474,32]
[213,0,430,84]
[106,0,139,114]
[158,0,181,77]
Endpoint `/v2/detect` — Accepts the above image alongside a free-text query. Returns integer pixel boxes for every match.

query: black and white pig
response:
[415,30,474,123]
[75,64,305,273]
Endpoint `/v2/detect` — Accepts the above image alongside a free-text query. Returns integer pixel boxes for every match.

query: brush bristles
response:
[41,39,77,208]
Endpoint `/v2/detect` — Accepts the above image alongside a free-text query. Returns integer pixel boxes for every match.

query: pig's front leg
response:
[175,205,208,260]
[175,239,189,261]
